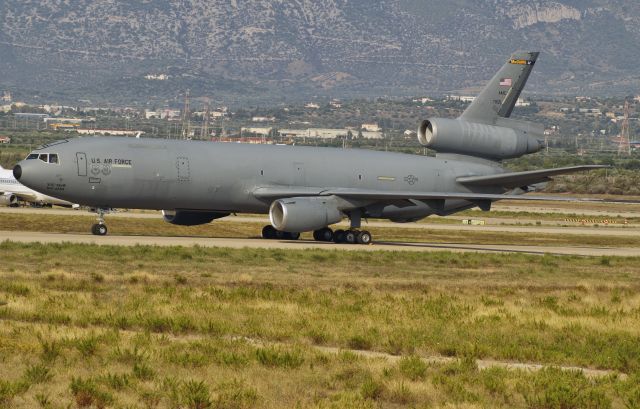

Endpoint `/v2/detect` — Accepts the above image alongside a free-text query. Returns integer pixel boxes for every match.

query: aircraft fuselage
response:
[15,137,504,221]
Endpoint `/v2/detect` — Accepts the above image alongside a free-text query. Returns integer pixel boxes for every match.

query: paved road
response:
[1,231,637,256]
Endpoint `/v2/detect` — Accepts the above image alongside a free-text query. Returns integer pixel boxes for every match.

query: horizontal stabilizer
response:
[456,165,608,189]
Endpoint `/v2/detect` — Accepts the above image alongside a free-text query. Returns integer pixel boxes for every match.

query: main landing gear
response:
[261,225,300,241]
[91,208,108,236]
[313,228,372,245]
[325,209,373,245]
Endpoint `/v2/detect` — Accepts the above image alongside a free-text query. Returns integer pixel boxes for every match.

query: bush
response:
[347,335,372,351]
[255,347,304,368]
[523,368,611,409]
[24,363,52,384]
[70,377,113,409]
[398,356,428,381]
[182,380,212,409]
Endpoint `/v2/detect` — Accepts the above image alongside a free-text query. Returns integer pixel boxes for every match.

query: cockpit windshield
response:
[26,152,60,164]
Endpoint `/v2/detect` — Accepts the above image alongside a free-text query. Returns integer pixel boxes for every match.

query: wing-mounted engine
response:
[162,210,230,226]
[0,193,18,206]
[418,118,542,160]
[269,196,344,233]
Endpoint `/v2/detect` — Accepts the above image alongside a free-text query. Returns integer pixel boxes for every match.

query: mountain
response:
[2,0,640,105]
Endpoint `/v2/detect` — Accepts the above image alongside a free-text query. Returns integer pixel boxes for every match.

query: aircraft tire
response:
[92,224,108,236]
[262,225,277,239]
[333,229,346,243]
[314,228,333,242]
[284,232,300,240]
[345,230,357,244]
[356,231,372,245]
[320,227,333,242]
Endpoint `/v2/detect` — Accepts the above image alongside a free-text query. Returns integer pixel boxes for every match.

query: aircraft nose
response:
[13,164,22,180]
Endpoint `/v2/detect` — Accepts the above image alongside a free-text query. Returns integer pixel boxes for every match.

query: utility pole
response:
[181,90,191,140]
[201,99,210,140]
[618,100,632,156]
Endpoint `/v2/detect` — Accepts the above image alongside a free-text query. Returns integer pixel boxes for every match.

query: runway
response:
[1,230,638,256]
[2,207,639,237]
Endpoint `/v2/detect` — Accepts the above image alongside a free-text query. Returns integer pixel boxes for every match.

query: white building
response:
[360,131,383,140]
[252,116,276,123]
[76,129,144,136]
[279,128,349,140]
[304,103,320,109]
[447,95,476,103]
[362,123,381,132]
[241,127,273,137]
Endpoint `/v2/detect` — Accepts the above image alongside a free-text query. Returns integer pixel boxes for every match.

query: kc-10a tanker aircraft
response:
[14,52,606,243]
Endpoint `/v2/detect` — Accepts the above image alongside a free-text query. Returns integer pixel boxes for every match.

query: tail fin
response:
[460,51,539,124]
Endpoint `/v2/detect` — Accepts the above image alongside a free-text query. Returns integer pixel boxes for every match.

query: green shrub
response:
[255,347,304,368]
[214,379,258,409]
[347,335,372,351]
[398,356,428,381]
[523,368,612,409]
[70,377,113,409]
[182,380,212,409]
[24,363,52,384]
[133,362,155,381]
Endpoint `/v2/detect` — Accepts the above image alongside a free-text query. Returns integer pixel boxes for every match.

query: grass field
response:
[1,213,640,248]
[1,242,639,408]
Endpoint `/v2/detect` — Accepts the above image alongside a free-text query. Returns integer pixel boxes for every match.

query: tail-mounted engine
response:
[418,118,543,160]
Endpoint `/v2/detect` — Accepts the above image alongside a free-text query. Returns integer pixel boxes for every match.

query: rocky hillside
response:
[1,0,640,104]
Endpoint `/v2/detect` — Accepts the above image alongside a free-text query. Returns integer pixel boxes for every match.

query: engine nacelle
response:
[162,210,230,226]
[418,118,542,160]
[0,193,18,207]
[269,196,344,233]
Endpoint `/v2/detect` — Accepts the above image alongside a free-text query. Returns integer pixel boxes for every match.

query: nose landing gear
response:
[90,208,109,236]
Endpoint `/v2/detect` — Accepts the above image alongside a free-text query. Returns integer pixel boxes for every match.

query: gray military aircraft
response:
[14,51,605,243]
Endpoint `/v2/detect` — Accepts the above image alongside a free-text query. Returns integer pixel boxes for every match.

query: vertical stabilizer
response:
[460,51,539,124]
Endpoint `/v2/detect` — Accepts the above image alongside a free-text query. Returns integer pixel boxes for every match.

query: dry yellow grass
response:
[0,242,639,408]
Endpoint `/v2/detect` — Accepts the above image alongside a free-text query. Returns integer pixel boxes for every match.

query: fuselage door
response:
[177,157,190,181]
[292,162,305,186]
[76,152,87,176]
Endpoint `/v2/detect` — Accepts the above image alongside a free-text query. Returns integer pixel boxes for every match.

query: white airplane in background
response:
[0,164,77,207]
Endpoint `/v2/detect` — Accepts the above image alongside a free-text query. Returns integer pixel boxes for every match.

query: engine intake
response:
[162,210,229,226]
[269,196,343,233]
[418,118,542,160]
[0,193,18,207]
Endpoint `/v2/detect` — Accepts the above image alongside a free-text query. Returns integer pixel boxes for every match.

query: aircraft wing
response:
[253,186,615,204]
[10,192,38,202]
[456,165,608,189]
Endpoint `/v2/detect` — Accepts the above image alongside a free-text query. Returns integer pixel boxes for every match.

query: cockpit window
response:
[49,154,59,164]
[26,153,38,160]
[39,154,48,162]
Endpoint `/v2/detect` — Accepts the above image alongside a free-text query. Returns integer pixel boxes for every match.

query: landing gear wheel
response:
[262,225,277,239]
[356,231,372,245]
[92,224,108,236]
[313,228,333,242]
[283,232,301,240]
[345,230,357,244]
[333,229,346,243]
